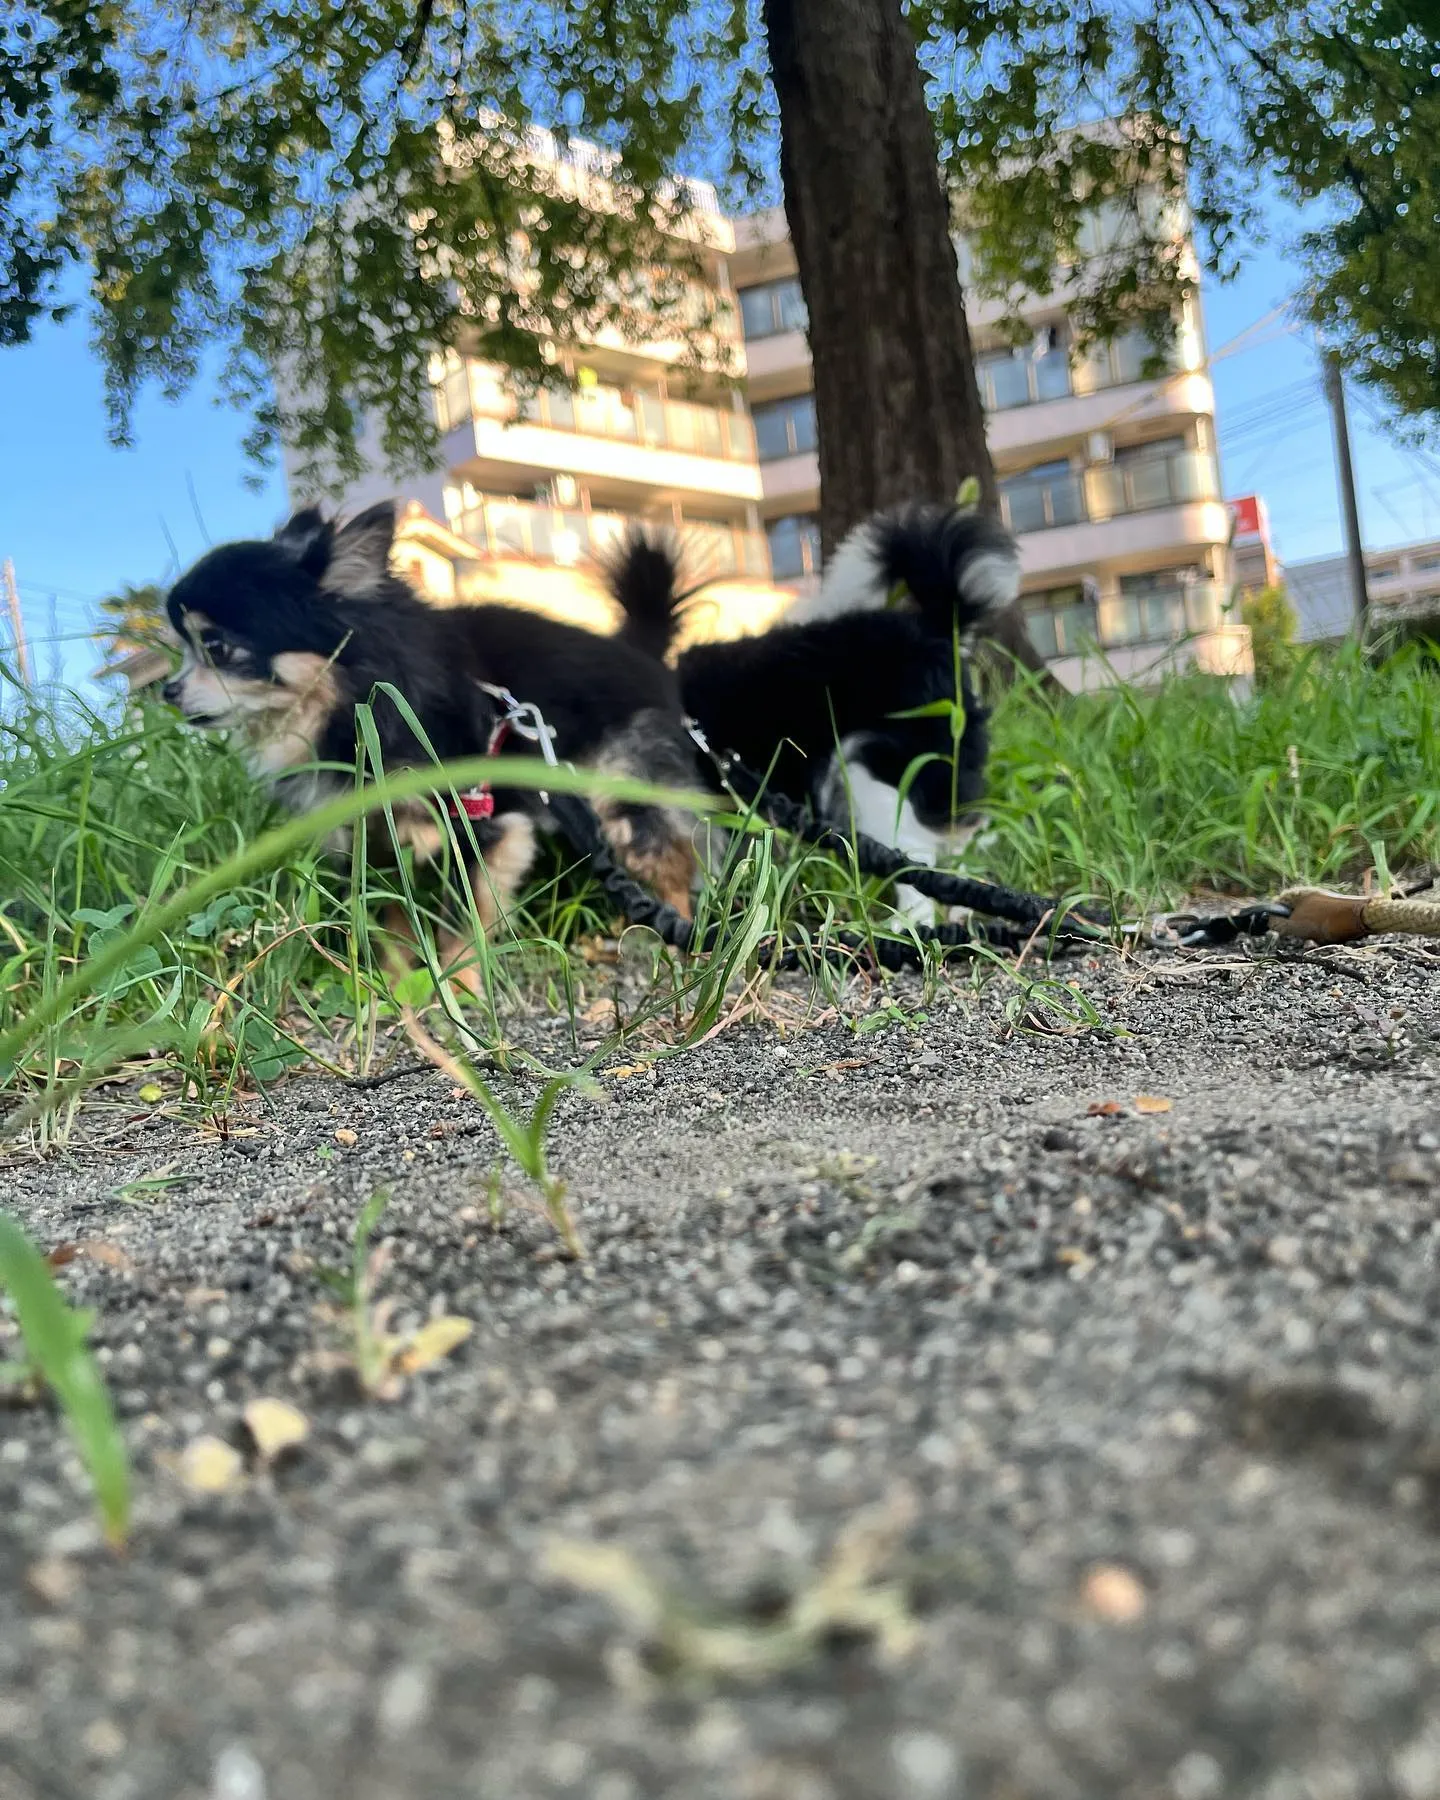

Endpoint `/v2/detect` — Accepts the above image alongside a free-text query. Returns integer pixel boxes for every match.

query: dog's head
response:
[163,502,397,771]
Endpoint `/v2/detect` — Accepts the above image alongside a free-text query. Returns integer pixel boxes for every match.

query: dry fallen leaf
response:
[333,1127,358,1147]
[605,1063,651,1081]
[395,1315,472,1376]
[1080,1563,1147,1623]
[177,1436,244,1496]
[1134,1095,1174,1114]
[1087,1100,1123,1117]
[182,1286,227,1312]
[46,1240,134,1273]
[242,1397,310,1461]
[27,1557,81,1607]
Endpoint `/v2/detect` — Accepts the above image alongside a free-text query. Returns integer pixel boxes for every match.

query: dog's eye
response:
[199,631,234,668]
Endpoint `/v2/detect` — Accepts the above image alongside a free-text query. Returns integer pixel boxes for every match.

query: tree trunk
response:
[762,0,1053,681]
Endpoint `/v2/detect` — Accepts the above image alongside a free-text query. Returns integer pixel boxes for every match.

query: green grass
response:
[982,639,1440,903]
[0,1211,131,1547]
[1,638,1437,1140]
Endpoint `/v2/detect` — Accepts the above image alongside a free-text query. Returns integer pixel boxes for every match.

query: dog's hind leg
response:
[820,741,942,924]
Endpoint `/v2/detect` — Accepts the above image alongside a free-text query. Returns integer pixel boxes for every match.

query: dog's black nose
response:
[162,678,182,708]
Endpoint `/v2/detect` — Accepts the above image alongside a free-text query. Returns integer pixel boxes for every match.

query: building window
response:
[753,393,818,461]
[998,459,1086,533]
[1076,327,1178,393]
[1024,585,1097,659]
[738,278,809,341]
[767,513,822,580]
[976,337,1072,411]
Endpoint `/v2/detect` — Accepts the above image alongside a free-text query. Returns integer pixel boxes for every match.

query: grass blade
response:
[0,1212,130,1548]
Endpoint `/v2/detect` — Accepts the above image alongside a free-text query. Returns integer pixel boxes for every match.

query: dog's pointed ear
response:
[273,507,335,577]
[322,501,397,598]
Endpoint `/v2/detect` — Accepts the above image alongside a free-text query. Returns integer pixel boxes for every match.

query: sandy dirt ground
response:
[3,942,1440,1800]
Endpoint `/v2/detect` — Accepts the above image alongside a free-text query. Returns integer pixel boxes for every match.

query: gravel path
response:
[3,944,1440,1800]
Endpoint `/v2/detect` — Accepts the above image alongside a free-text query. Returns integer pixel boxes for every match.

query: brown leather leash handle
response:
[1274,887,1440,944]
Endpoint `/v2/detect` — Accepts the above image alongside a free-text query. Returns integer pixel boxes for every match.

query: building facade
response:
[727,208,1250,690]
[264,135,1251,688]
[291,160,792,647]
[1285,535,1440,644]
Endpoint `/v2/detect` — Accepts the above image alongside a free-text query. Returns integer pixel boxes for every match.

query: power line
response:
[1089,305,1306,440]
[1222,394,1327,453]
[1218,378,1326,440]
[1348,388,1440,494]
[9,575,116,605]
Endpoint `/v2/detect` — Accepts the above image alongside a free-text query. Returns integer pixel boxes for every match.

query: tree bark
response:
[762,0,1054,681]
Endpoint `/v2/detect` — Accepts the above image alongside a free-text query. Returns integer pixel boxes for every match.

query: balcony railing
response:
[452,497,770,581]
[1027,580,1228,659]
[999,469,1088,533]
[977,348,1073,412]
[485,382,757,463]
[976,332,1184,415]
[1098,580,1226,648]
[1088,450,1219,519]
[999,449,1219,534]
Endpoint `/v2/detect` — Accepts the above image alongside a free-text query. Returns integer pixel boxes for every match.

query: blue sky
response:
[2,200,1436,693]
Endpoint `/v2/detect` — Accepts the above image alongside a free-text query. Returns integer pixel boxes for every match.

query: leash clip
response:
[507,701,560,769]
[476,680,559,805]
[477,681,559,768]
[685,713,732,776]
[1170,901,1291,948]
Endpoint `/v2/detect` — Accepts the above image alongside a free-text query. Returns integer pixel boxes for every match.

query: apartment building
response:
[252,132,1248,691]
[297,145,792,647]
[1286,534,1440,643]
[728,208,1250,690]
[1364,535,1440,614]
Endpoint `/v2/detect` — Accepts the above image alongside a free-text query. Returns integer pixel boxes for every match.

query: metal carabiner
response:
[475,680,560,804]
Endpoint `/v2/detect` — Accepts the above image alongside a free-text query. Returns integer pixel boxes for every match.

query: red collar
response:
[445,714,512,824]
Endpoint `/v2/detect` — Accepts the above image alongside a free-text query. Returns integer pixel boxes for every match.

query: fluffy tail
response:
[603,528,686,662]
[782,502,1021,636]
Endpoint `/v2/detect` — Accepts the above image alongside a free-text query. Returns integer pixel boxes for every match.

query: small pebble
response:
[26,1557,80,1607]
[210,1745,267,1800]
[1080,1563,1147,1623]
[82,1719,126,1761]
[1170,1751,1224,1800]
[377,1665,433,1738]
[890,1730,961,1797]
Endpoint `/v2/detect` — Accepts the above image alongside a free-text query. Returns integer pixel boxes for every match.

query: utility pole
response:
[2,557,32,687]
[1323,353,1369,626]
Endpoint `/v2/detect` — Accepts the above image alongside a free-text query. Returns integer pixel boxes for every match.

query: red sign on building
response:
[1229,494,1267,541]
